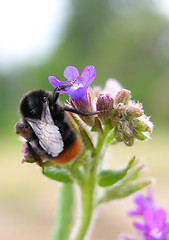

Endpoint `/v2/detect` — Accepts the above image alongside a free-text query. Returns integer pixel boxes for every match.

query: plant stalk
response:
[72,132,106,240]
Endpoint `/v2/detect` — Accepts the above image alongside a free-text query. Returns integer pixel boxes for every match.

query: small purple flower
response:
[130,190,169,240]
[134,208,169,240]
[129,190,156,217]
[48,65,96,101]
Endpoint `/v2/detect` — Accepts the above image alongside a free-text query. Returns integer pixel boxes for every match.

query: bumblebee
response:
[15,86,86,167]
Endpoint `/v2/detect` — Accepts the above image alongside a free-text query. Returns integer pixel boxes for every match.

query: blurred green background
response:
[0,0,169,239]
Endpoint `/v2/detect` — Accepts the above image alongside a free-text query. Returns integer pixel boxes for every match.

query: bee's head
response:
[20,90,51,119]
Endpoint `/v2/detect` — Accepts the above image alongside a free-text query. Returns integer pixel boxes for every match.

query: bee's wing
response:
[27,101,64,158]
[28,120,64,157]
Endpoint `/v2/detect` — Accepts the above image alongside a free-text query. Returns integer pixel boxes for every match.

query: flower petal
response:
[64,66,79,82]
[129,192,155,217]
[48,76,66,88]
[80,65,96,86]
[133,222,146,231]
[129,210,143,217]
[134,195,147,207]
[68,87,87,100]
[154,209,167,229]
[143,209,154,229]
[54,87,86,100]
[161,223,169,238]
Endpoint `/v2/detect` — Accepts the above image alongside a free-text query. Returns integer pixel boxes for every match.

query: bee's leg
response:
[53,88,60,103]
[53,77,80,103]
[63,107,99,117]
[26,141,44,173]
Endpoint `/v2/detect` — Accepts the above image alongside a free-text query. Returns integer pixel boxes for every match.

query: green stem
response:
[72,133,105,240]
[73,181,95,240]
[52,183,74,240]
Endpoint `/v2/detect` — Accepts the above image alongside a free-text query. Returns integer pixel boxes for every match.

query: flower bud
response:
[114,104,126,119]
[127,102,144,117]
[121,121,134,142]
[96,93,114,111]
[21,142,43,164]
[114,125,123,142]
[96,93,114,121]
[115,89,131,105]
[131,117,153,133]
[21,143,38,163]
[21,146,34,163]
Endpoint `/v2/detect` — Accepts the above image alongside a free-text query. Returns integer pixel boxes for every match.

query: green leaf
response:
[105,127,115,144]
[44,167,73,183]
[97,179,152,205]
[97,156,135,187]
[97,169,126,187]
[79,126,96,156]
[96,156,152,205]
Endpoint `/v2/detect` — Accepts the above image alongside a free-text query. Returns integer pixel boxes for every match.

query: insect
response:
[15,81,93,169]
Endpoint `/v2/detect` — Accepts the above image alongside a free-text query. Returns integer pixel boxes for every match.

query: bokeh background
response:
[0,0,169,239]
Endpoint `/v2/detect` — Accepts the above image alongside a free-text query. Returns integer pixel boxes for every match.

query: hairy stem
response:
[72,133,105,240]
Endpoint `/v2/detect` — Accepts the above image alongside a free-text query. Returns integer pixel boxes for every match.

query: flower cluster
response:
[128,190,169,240]
[15,65,153,168]
[49,66,153,147]
[96,88,154,146]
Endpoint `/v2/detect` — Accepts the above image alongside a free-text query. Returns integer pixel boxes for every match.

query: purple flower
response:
[48,65,96,100]
[130,190,169,240]
[134,208,169,240]
[129,190,156,217]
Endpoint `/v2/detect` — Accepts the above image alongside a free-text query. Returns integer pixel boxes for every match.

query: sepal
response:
[91,117,103,135]
[134,132,148,141]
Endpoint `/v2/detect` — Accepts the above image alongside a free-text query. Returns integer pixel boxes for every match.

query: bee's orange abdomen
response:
[51,135,84,164]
